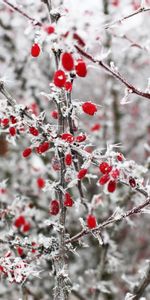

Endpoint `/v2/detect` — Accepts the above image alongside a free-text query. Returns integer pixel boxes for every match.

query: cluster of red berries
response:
[0,115,17,136]
[14,215,30,233]
[86,158,124,229]
[22,141,50,158]
[49,193,74,215]
[53,52,87,89]
[17,242,37,257]
[99,161,120,193]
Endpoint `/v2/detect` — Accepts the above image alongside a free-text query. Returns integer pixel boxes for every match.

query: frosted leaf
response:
[121,88,133,105]
[125,293,134,300]
[6,134,17,146]
[86,174,98,180]
[38,111,46,122]
[110,61,118,72]
[68,246,80,257]
[145,78,150,93]
[79,217,86,229]
[0,179,8,189]
[111,207,123,221]
[0,100,7,112]
[81,159,91,169]
[92,232,104,245]
[95,49,111,61]
[97,281,111,294]
[67,178,78,188]
[122,274,136,289]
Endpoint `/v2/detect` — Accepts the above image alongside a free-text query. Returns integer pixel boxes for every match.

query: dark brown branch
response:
[75,45,150,101]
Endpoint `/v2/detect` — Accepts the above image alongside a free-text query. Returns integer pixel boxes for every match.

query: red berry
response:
[53,70,66,88]
[51,110,58,119]
[23,222,31,233]
[117,153,124,162]
[36,141,49,154]
[65,153,72,166]
[1,118,9,127]
[99,174,110,185]
[107,180,117,193]
[99,162,112,174]
[77,168,87,180]
[91,123,101,131]
[29,127,39,136]
[87,214,97,229]
[50,200,60,215]
[82,102,97,116]
[17,247,24,256]
[111,0,120,6]
[75,134,86,142]
[10,115,17,124]
[31,43,40,57]
[129,177,136,188]
[61,133,74,143]
[64,81,72,91]
[9,127,16,136]
[64,192,74,207]
[75,59,87,77]
[61,52,74,71]
[45,25,55,34]
[14,216,26,228]
[22,148,32,158]
[37,177,45,189]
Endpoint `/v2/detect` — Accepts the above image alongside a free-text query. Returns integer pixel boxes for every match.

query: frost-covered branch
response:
[75,45,150,101]
[66,196,150,244]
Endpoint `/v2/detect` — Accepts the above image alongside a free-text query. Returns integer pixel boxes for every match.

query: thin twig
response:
[104,7,150,30]
[2,0,42,26]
